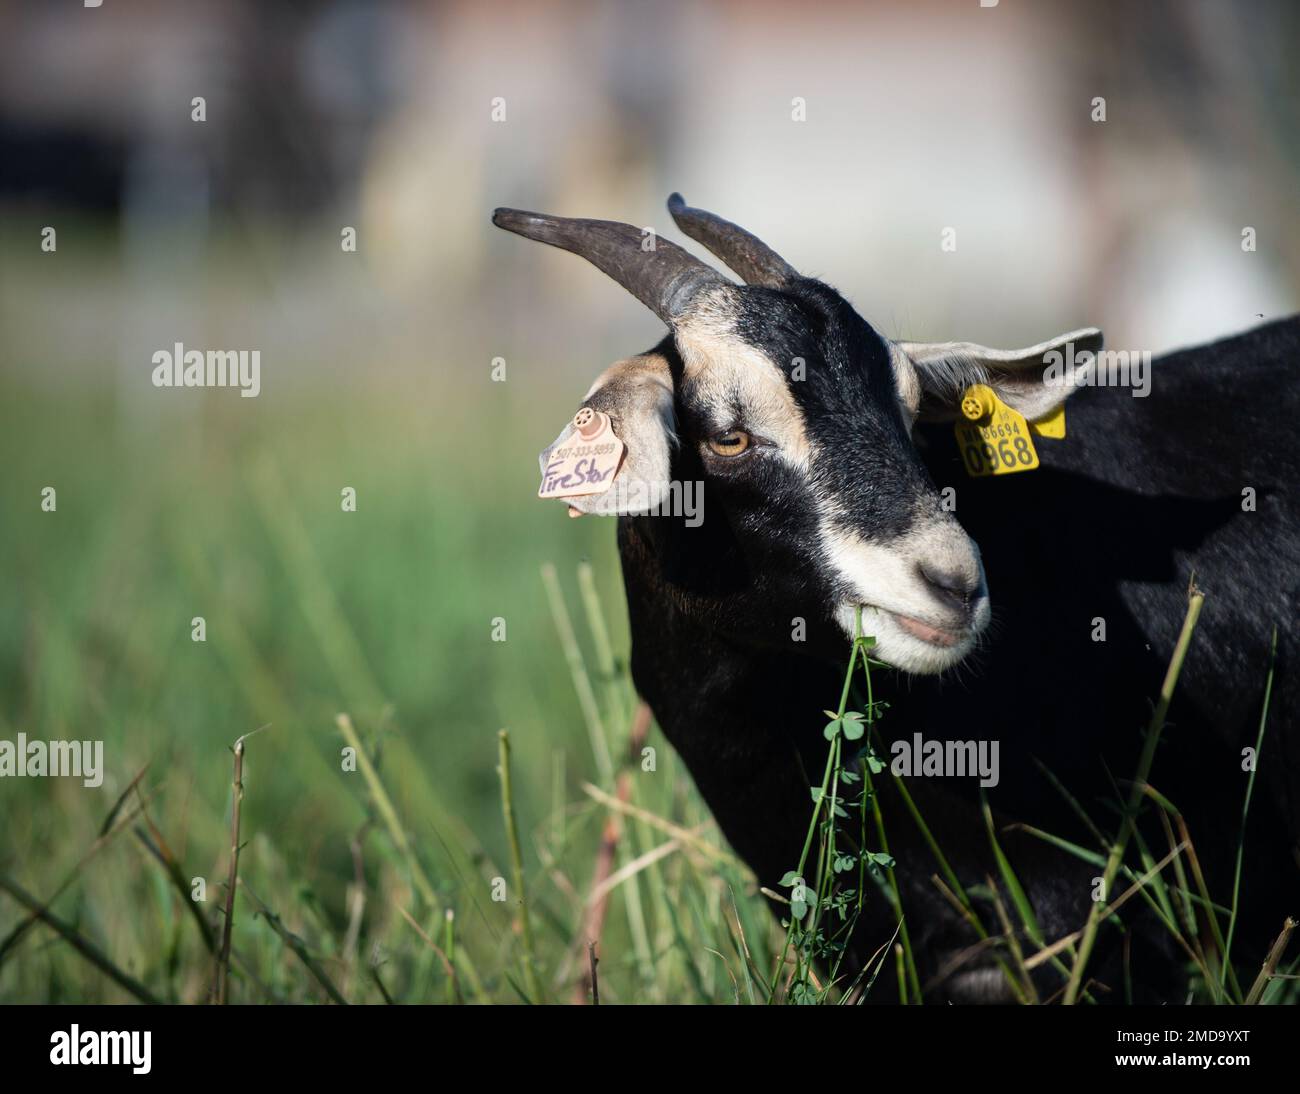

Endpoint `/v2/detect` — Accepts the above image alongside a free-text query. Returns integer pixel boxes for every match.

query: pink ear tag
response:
[538,408,627,500]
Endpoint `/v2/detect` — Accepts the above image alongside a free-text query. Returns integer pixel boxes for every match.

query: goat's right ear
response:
[896,328,1104,423]
[539,352,676,517]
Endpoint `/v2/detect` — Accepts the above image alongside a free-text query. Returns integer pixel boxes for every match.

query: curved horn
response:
[492,208,729,323]
[667,192,795,287]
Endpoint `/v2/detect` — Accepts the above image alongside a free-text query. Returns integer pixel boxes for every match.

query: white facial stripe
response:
[820,524,939,620]
[674,297,813,473]
[820,520,989,674]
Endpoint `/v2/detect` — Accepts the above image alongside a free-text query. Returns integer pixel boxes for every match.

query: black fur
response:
[618,290,1299,1003]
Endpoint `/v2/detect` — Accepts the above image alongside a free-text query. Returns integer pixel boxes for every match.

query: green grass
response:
[0,379,1294,1005]
[0,378,787,1004]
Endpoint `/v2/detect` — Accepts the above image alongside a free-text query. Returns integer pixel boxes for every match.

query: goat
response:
[494,196,1298,1002]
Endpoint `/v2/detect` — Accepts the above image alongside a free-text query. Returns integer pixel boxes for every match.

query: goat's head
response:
[494,196,1101,674]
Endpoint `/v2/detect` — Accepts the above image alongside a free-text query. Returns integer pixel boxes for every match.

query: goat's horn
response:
[666,192,795,287]
[492,208,729,323]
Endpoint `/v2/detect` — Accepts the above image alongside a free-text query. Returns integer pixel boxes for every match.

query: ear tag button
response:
[538,408,627,500]
[954,384,1040,477]
[960,386,998,422]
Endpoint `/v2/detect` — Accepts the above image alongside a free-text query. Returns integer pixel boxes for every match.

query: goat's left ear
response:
[539,351,676,516]
[896,327,1104,422]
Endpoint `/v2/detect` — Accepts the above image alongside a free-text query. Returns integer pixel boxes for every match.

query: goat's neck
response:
[615,516,844,889]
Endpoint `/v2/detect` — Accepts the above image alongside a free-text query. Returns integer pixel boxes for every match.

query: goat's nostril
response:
[918,562,978,612]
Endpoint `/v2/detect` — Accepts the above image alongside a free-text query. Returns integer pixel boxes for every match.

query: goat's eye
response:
[707,430,751,457]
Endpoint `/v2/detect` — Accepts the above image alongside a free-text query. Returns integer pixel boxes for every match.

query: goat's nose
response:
[918,561,982,615]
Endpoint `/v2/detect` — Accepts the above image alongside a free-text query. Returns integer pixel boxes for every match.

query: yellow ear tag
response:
[1028,403,1066,439]
[954,384,1039,477]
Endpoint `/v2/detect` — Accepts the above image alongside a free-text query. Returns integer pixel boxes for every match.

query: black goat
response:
[495,196,1298,1002]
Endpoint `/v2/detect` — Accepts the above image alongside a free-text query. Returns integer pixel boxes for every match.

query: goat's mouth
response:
[834,599,989,675]
[889,612,963,648]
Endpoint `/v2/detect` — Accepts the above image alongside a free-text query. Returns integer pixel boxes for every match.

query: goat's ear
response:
[897,327,1103,422]
[540,351,676,516]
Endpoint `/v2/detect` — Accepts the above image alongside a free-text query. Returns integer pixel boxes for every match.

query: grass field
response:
[0,372,791,1004]
[0,370,1293,1006]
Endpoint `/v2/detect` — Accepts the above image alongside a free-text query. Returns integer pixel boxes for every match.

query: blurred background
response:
[0,0,1296,1003]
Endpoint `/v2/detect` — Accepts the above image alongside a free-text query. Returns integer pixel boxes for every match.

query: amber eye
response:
[707,430,752,457]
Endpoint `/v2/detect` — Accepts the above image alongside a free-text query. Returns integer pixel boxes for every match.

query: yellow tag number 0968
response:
[960,429,1037,476]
